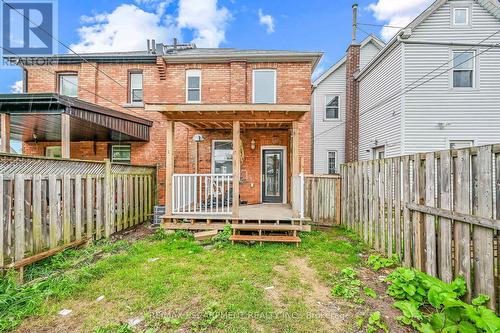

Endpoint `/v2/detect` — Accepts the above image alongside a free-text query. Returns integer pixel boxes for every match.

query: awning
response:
[0,93,152,142]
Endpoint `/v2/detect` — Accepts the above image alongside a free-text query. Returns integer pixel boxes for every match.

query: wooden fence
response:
[303,175,341,226]
[0,153,156,268]
[340,144,500,312]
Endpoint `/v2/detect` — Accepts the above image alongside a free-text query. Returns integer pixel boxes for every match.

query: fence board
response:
[48,175,58,249]
[63,174,71,244]
[379,160,386,254]
[14,175,25,261]
[363,162,369,243]
[394,157,402,258]
[86,176,93,239]
[424,152,437,277]
[0,175,3,266]
[387,159,394,257]
[413,154,425,271]
[32,174,42,253]
[75,175,82,241]
[117,176,123,231]
[439,151,453,283]
[373,161,380,251]
[402,156,412,267]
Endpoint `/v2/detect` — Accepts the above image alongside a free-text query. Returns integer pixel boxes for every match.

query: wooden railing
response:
[340,144,500,311]
[302,174,341,226]
[0,153,156,268]
[172,174,233,215]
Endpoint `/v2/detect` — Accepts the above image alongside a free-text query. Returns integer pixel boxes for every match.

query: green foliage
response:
[149,228,171,241]
[366,311,388,333]
[93,323,134,333]
[331,268,365,304]
[173,230,194,241]
[211,225,232,248]
[386,267,500,332]
[367,254,400,271]
[364,287,377,299]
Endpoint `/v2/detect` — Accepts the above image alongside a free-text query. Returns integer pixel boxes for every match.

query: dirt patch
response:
[111,223,157,242]
[266,256,346,331]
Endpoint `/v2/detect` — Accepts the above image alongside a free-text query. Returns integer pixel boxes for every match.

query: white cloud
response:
[10,80,23,93]
[368,0,434,40]
[177,0,231,47]
[71,0,231,53]
[258,9,275,34]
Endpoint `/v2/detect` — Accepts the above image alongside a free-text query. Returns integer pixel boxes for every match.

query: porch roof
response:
[0,93,153,142]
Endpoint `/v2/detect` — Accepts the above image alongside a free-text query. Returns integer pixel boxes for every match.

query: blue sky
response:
[0,0,434,93]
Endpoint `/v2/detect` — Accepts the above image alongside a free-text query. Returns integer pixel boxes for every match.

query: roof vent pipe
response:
[351,3,358,44]
[173,38,178,49]
[151,39,156,54]
[147,39,151,53]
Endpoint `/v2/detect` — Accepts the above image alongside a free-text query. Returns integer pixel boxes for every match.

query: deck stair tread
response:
[232,224,306,231]
[163,222,310,232]
[230,235,301,243]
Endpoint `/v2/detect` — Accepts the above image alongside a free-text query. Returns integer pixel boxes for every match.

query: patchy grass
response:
[3,227,386,333]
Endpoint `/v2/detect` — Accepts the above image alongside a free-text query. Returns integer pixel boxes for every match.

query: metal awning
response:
[0,93,152,142]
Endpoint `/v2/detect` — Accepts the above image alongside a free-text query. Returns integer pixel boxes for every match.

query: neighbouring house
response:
[312,34,384,174]
[0,42,322,221]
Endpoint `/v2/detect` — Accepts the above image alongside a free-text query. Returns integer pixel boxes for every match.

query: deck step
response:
[232,224,305,232]
[194,230,219,241]
[229,235,301,243]
[163,222,311,232]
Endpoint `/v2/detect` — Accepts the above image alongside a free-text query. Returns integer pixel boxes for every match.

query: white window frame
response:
[211,140,233,174]
[452,7,470,27]
[129,71,144,104]
[373,146,385,160]
[324,94,340,121]
[451,50,476,89]
[252,69,277,104]
[58,73,78,97]
[447,139,475,150]
[186,69,201,103]
[327,150,337,175]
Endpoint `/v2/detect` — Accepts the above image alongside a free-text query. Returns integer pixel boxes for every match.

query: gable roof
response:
[357,0,500,80]
[313,34,385,86]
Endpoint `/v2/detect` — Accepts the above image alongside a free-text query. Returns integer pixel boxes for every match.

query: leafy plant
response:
[174,230,194,241]
[93,323,133,333]
[150,228,171,241]
[366,311,388,333]
[331,268,364,304]
[364,287,377,299]
[367,254,399,271]
[386,267,500,332]
[211,225,232,248]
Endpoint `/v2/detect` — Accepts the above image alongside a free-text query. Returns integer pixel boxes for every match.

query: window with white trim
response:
[449,140,473,149]
[58,73,78,97]
[186,69,201,103]
[129,72,143,103]
[110,145,131,163]
[327,151,337,174]
[373,146,385,160]
[453,7,469,26]
[253,69,276,104]
[212,140,233,174]
[452,51,475,88]
[325,95,340,120]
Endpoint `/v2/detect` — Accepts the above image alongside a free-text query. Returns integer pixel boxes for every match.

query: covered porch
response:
[150,103,309,222]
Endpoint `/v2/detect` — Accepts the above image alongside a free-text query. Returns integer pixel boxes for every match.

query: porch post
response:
[165,121,175,215]
[232,120,240,218]
[0,114,10,153]
[61,113,71,158]
[291,121,300,217]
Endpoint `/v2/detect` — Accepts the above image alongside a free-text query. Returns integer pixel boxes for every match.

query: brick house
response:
[0,42,322,219]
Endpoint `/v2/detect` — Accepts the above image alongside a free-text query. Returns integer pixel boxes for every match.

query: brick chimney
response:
[345,4,360,162]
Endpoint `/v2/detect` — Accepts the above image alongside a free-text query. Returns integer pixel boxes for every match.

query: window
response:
[110,145,131,163]
[327,151,337,174]
[45,146,62,158]
[325,95,340,120]
[373,146,385,160]
[253,69,276,104]
[453,7,469,26]
[129,72,143,103]
[450,140,474,149]
[186,69,201,103]
[212,140,233,174]
[452,51,475,88]
[58,73,78,97]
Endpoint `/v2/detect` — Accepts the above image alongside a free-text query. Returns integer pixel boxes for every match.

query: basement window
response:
[325,95,340,120]
[212,140,233,174]
[110,145,131,163]
[452,51,475,88]
[253,69,276,104]
[186,69,201,103]
[449,140,474,149]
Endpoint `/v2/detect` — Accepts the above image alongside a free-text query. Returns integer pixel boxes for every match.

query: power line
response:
[313,36,500,140]
[358,22,405,29]
[1,46,131,112]
[0,0,129,92]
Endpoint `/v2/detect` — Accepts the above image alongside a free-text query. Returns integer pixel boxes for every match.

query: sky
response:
[0,0,435,94]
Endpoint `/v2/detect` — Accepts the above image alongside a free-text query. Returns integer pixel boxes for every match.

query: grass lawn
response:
[1,227,410,333]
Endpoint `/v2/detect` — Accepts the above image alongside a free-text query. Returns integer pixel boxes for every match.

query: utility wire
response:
[0,0,129,92]
[313,34,500,140]
[358,22,406,29]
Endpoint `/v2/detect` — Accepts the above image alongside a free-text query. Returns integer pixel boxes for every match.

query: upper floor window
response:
[58,73,78,97]
[325,95,340,120]
[186,69,201,103]
[253,69,276,104]
[452,51,475,88]
[453,7,469,26]
[327,151,337,175]
[129,71,143,103]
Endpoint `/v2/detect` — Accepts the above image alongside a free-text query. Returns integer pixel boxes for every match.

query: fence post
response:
[104,159,112,238]
[300,173,305,219]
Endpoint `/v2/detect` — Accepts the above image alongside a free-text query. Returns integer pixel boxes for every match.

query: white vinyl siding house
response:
[312,36,384,174]
[356,0,500,160]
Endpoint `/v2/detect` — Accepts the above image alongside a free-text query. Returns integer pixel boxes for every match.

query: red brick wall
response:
[22,59,313,205]
[344,45,360,163]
